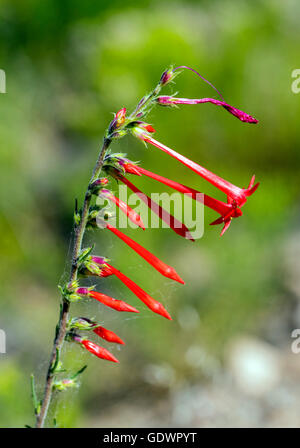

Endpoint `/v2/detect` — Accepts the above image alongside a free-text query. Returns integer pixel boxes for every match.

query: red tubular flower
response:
[115,173,195,241]
[156,96,258,124]
[81,339,119,363]
[100,188,145,230]
[104,263,172,320]
[123,164,243,235]
[105,222,184,283]
[93,326,125,345]
[77,288,139,313]
[132,128,259,207]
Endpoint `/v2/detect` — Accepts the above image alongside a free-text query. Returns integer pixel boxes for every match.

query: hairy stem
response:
[34,68,165,428]
[35,138,111,428]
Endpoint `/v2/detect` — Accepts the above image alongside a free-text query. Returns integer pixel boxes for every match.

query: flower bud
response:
[53,378,78,391]
[107,107,127,136]
[115,107,126,126]
[69,317,97,331]
[78,255,108,277]
[160,67,176,86]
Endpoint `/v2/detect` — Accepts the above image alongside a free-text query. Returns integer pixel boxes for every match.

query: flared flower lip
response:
[122,163,244,235]
[132,130,259,208]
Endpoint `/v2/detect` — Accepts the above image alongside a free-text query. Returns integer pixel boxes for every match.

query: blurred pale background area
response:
[1,0,300,427]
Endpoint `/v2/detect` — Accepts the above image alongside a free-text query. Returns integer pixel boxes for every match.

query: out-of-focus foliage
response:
[0,0,300,427]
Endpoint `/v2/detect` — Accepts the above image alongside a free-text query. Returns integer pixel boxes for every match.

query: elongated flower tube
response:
[100,188,145,229]
[157,96,258,124]
[76,287,139,313]
[105,222,185,282]
[103,263,172,320]
[114,173,195,241]
[132,127,259,207]
[80,338,119,363]
[93,326,125,345]
[123,164,242,235]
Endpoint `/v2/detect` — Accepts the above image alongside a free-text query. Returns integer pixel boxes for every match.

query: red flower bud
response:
[93,326,125,345]
[108,108,127,135]
[104,263,172,320]
[106,223,184,283]
[78,289,139,313]
[81,339,119,363]
[115,107,126,126]
[159,67,180,86]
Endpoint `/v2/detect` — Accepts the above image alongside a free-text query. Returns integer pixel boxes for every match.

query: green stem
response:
[35,138,111,428]
[34,69,167,428]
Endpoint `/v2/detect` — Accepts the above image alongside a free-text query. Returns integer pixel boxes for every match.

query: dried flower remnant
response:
[157,96,258,123]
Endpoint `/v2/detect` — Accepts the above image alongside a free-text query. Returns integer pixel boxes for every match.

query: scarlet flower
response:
[105,222,184,283]
[156,96,258,124]
[115,173,195,241]
[123,164,242,235]
[76,288,139,313]
[100,188,145,229]
[103,263,172,320]
[131,128,259,207]
[93,326,125,345]
[81,339,119,363]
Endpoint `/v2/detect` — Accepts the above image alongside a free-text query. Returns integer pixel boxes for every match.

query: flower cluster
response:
[62,66,259,368]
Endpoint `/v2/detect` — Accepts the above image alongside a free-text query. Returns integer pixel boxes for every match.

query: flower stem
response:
[35,138,111,428]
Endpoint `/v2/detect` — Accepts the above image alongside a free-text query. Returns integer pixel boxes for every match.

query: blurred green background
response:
[1,0,300,428]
